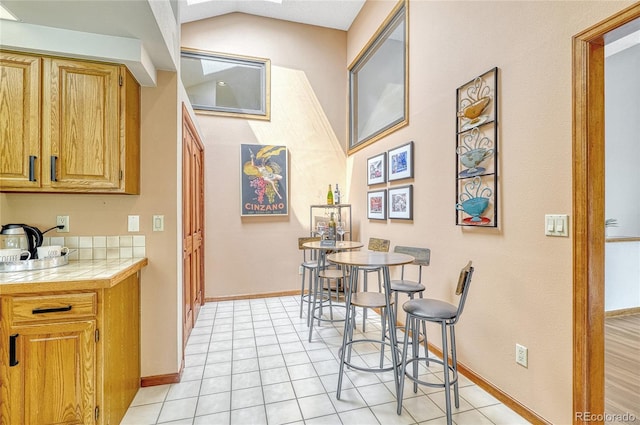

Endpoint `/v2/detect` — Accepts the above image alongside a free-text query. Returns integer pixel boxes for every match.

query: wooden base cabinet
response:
[7,320,97,425]
[0,51,140,194]
[0,274,140,425]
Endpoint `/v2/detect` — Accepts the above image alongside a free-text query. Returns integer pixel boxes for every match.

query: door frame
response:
[572,3,640,424]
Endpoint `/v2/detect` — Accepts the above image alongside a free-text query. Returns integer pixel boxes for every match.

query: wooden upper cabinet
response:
[0,52,41,189]
[0,52,140,194]
[43,58,120,190]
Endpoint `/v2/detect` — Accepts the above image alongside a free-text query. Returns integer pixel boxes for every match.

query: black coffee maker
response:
[0,224,45,259]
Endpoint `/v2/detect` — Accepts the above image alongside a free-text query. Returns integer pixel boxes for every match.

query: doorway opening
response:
[572,3,640,424]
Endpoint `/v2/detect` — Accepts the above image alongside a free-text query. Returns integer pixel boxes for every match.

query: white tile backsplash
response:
[50,236,65,246]
[107,236,119,248]
[37,235,146,260]
[79,236,93,248]
[65,237,79,249]
[93,236,106,248]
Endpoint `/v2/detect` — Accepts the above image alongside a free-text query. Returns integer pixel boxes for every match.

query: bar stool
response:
[338,265,396,394]
[308,265,350,342]
[298,236,320,321]
[390,246,430,352]
[397,261,474,425]
[358,237,390,331]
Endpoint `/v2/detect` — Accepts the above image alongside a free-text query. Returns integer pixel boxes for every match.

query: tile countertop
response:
[0,258,148,295]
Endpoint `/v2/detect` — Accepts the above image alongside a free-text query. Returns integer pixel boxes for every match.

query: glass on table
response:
[316,222,327,239]
[336,222,346,245]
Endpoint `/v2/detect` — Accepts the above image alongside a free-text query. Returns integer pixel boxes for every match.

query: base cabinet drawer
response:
[10,292,97,324]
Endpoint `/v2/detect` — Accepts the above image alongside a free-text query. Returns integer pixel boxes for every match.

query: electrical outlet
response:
[298,265,304,275]
[56,215,69,233]
[516,343,528,368]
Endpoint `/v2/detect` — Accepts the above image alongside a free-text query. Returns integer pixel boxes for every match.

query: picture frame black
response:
[388,184,413,220]
[387,141,414,182]
[367,189,387,220]
[367,152,386,185]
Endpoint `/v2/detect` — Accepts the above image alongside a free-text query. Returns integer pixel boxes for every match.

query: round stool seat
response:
[318,269,349,279]
[351,292,393,309]
[302,260,318,269]
[403,298,457,320]
[390,280,425,294]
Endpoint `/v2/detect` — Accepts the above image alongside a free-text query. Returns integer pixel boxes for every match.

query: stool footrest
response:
[402,356,458,389]
[338,339,401,373]
[312,303,347,323]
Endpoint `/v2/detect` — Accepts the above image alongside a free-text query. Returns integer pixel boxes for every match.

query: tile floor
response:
[122,296,531,424]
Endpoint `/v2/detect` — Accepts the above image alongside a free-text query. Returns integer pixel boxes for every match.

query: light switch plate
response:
[153,215,164,232]
[545,214,569,237]
[128,215,140,232]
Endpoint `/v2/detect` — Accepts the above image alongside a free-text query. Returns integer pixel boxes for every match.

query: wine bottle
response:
[327,184,334,205]
[334,184,341,204]
[328,212,336,242]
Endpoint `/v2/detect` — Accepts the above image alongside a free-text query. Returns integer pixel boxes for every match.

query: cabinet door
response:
[8,321,97,425]
[42,58,120,190]
[0,52,41,189]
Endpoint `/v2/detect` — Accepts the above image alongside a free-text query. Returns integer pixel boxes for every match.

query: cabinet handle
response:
[50,156,58,182]
[9,334,19,367]
[29,155,37,182]
[32,305,72,314]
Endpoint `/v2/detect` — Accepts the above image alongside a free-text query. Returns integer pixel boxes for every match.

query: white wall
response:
[605,241,640,311]
[605,42,640,237]
[605,40,640,312]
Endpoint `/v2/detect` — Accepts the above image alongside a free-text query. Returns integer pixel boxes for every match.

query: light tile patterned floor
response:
[123,296,531,424]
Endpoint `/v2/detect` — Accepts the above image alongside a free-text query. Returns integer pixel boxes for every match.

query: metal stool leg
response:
[362,271,368,332]
[300,267,306,318]
[441,321,452,425]
[308,264,321,342]
[337,266,356,399]
[411,316,419,393]
[306,268,315,326]
[450,325,460,408]
[379,306,387,368]
[397,313,411,415]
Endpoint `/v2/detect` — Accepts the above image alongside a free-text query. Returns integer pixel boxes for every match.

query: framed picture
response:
[388,141,414,181]
[240,144,288,216]
[367,152,386,185]
[388,185,413,220]
[367,189,387,220]
[348,0,408,153]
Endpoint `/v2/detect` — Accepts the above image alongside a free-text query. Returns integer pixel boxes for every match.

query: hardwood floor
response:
[605,313,640,424]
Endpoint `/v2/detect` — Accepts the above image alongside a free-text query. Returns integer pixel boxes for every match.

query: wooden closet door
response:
[182,105,205,348]
[192,145,204,320]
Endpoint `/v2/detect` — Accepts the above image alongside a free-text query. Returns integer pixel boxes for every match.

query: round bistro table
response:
[326,251,414,402]
[303,240,364,342]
